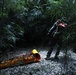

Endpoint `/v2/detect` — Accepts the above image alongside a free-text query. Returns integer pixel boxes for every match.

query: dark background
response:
[0,0,76,54]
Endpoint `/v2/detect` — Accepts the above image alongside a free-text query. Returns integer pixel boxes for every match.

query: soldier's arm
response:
[47,23,57,36]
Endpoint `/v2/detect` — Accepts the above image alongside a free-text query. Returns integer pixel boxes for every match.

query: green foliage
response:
[0,22,24,51]
[0,0,76,52]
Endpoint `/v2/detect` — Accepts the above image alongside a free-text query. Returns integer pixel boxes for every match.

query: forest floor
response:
[0,47,76,75]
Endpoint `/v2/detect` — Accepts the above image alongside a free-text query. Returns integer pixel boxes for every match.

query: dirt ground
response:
[0,47,76,75]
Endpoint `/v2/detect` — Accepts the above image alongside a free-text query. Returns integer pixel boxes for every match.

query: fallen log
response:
[0,49,41,69]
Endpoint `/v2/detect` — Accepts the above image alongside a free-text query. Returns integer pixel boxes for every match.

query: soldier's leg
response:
[54,40,62,59]
[46,39,56,58]
[46,47,54,58]
[54,45,61,58]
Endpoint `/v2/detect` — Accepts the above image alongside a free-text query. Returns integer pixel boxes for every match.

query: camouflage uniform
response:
[46,19,67,59]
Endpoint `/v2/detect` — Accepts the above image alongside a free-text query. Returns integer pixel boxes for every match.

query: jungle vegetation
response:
[0,0,76,53]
